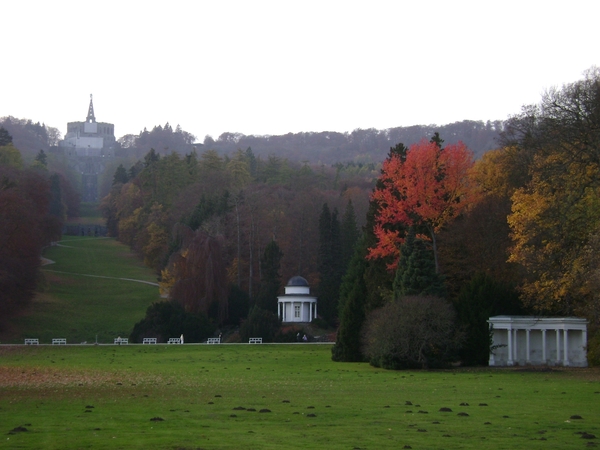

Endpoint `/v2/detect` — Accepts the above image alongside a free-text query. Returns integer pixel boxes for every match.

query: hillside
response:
[117,119,503,164]
[0,237,162,344]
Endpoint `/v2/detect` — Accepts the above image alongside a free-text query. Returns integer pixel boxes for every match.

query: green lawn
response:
[1,237,161,344]
[0,344,599,449]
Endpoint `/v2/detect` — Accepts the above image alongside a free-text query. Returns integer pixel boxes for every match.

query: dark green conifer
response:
[254,240,283,312]
[455,273,524,365]
[318,203,343,324]
[393,227,446,298]
[331,237,368,362]
[112,164,129,185]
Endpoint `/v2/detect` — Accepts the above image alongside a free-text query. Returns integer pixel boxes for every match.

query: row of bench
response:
[25,339,66,345]
[23,337,263,345]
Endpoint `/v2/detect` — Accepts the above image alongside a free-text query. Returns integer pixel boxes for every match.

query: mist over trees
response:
[0,117,61,162]
[203,120,502,165]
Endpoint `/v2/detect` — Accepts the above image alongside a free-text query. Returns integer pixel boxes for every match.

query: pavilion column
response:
[542,329,547,363]
[563,329,569,366]
[555,329,561,365]
[526,329,531,364]
[314,303,317,320]
[507,328,513,366]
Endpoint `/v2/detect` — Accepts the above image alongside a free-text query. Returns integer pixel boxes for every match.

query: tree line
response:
[100,146,368,340]
[0,128,79,327]
[333,67,600,368]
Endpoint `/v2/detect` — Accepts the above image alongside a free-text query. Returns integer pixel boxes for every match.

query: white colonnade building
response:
[488,316,588,367]
[278,276,317,323]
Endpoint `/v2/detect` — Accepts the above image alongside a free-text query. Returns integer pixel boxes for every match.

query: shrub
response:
[130,301,216,343]
[239,307,281,342]
[362,296,462,369]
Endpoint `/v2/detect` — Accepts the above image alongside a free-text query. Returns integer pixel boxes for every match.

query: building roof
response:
[287,276,309,287]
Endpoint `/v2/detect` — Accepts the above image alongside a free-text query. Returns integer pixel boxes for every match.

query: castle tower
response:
[58,95,116,202]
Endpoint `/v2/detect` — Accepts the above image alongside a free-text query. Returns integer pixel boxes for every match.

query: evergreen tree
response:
[112,164,129,185]
[340,199,360,272]
[331,237,368,362]
[393,227,446,298]
[33,149,47,169]
[0,127,13,146]
[318,203,343,324]
[455,273,524,365]
[254,240,283,312]
[48,173,65,220]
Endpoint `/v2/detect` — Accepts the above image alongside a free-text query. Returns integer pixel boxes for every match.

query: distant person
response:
[180,334,184,344]
[303,334,308,342]
[297,332,301,342]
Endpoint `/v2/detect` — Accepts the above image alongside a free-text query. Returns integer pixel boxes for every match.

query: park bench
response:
[52,338,67,345]
[168,337,182,344]
[143,338,157,344]
[114,338,128,345]
[249,337,263,344]
[24,339,39,345]
[206,338,221,344]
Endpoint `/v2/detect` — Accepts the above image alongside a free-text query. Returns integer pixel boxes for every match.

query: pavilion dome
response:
[287,276,309,287]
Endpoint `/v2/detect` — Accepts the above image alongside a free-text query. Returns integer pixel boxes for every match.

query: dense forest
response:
[2,68,599,367]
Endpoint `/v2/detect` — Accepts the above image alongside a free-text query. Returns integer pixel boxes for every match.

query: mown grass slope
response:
[1,236,161,344]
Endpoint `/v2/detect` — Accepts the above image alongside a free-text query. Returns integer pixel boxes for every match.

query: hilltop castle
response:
[58,95,116,202]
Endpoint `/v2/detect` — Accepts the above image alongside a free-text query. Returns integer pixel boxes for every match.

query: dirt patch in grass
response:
[0,366,175,388]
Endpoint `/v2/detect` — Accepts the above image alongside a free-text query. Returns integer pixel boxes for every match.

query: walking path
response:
[42,269,160,286]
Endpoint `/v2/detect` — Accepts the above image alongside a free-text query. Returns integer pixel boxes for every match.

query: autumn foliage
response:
[368,139,477,270]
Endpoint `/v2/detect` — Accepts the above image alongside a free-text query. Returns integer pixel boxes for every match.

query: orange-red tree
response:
[369,138,477,272]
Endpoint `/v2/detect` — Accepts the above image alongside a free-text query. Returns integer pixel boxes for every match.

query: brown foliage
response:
[167,224,229,323]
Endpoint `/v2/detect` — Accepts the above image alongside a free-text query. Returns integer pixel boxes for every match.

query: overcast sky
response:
[2,1,599,142]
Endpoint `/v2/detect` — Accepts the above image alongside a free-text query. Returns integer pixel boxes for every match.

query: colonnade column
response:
[507,328,513,366]
[555,329,561,364]
[526,329,531,364]
[563,329,569,366]
[513,329,518,364]
[542,329,546,363]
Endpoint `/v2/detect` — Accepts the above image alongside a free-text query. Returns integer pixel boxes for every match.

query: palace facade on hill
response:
[58,95,116,202]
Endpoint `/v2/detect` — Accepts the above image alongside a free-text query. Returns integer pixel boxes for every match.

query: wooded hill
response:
[117,119,503,165]
[1,116,502,165]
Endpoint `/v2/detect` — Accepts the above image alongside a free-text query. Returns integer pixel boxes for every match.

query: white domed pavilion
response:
[277,276,317,323]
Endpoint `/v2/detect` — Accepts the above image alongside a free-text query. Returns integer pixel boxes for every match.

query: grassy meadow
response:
[0,344,599,449]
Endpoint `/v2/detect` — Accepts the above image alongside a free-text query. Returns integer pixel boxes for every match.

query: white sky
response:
[2,1,599,142]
